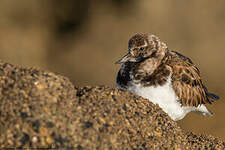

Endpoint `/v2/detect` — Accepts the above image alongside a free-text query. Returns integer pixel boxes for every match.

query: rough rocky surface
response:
[0,60,224,149]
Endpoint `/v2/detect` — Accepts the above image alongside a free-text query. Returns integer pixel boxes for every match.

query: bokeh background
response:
[0,0,224,140]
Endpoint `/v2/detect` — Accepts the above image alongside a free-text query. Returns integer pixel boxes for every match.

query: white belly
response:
[128,77,194,121]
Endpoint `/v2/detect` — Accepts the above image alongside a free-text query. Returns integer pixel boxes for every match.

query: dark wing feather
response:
[168,51,219,107]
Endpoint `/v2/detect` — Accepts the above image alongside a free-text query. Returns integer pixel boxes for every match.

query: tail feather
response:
[207,92,219,100]
[205,93,219,104]
[203,85,219,102]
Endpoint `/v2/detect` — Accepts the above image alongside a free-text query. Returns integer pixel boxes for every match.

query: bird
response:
[115,33,219,121]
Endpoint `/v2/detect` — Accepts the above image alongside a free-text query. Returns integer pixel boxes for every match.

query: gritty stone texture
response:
[0,60,224,149]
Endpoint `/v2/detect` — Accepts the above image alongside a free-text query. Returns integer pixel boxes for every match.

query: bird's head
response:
[115,33,168,64]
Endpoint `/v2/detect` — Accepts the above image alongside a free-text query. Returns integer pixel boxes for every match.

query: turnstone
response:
[115,33,219,121]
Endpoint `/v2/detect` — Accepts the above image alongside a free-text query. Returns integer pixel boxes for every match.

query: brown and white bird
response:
[115,33,219,121]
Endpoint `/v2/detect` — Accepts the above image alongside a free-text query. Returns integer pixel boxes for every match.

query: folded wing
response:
[168,51,219,107]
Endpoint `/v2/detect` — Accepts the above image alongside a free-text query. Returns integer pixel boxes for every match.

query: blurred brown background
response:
[0,0,224,140]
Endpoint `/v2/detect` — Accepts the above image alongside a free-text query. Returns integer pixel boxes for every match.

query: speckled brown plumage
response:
[116,33,219,108]
[166,51,219,107]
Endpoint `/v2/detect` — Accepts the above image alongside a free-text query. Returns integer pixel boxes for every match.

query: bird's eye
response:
[140,47,145,51]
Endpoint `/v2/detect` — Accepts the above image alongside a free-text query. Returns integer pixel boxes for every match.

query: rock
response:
[0,60,224,149]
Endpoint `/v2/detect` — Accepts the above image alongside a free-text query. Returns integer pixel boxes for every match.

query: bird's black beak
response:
[115,53,135,64]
